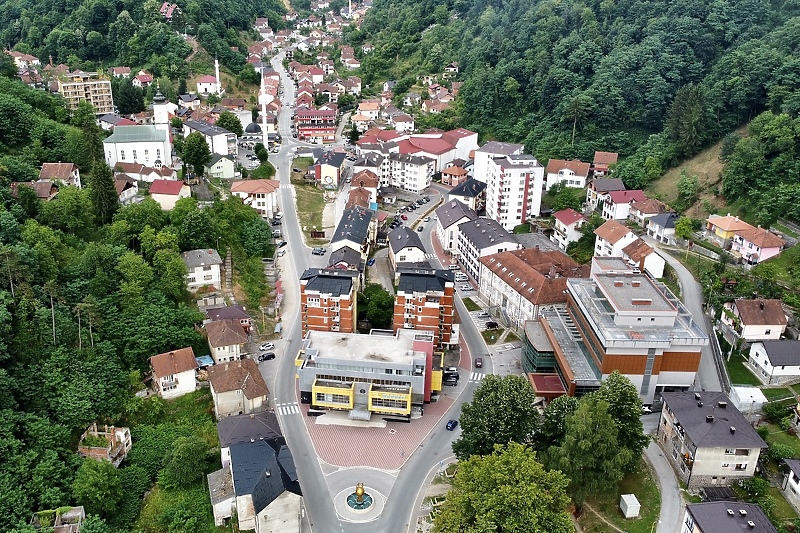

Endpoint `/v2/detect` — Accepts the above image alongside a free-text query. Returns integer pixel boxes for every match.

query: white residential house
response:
[629,198,668,227]
[149,347,198,399]
[114,176,139,205]
[435,200,478,256]
[181,248,223,291]
[39,162,81,188]
[682,502,778,533]
[594,220,637,258]
[602,190,647,221]
[457,218,521,282]
[621,237,666,278]
[230,179,280,218]
[208,359,269,418]
[205,154,237,180]
[551,208,586,251]
[205,319,249,364]
[388,227,427,270]
[747,340,800,385]
[783,460,800,515]
[658,391,766,488]
[585,178,625,211]
[149,179,191,210]
[721,299,788,342]
[545,159,591,191]
[647,212,679,245]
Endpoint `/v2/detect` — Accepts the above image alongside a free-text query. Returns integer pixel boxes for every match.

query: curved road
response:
[267,52,490,533]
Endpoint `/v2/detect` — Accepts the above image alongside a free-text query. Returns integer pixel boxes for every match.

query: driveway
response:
[643,415,684,533]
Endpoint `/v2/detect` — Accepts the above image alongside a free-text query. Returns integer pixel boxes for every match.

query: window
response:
[766,329,772,335]
[120,150,126,160]
[156,149,161,158]
[203,275,212,281]
[203,266,212,271]
[187,277,196,283]
[144,149,149,157]
[735,464,747,471]
[133,150,137,159]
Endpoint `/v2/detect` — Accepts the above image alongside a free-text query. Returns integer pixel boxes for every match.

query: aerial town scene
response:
[1,0,800,532]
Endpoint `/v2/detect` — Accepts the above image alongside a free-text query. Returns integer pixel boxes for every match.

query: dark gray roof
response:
[757,340,800,366]
[649,212,678,229]
[397,270,454,293]
[244,121,262,133]
[331,207,373,245]
[206,305,251,322]
[476,141,524,155]
[457,218,517,249]
[316,151,347,168]
[229,440,301,514]
[435,199,477,229]
[449,178,486,198]
[686,502,777,533]
[784,459,800,478]
[208,153,234,166]
[354,153,383,167]
[328,246,363,270]
[662,391,766,450]
[99,114,126,125]
[185,119,233,137]
[396,260,432,269]
[180,93,199,102]
[181,248,223,268]
[217,412,283,448]
[388,153,434,165]
[300,268,357,296]
[589,178,625,192]
[388,226,425,254]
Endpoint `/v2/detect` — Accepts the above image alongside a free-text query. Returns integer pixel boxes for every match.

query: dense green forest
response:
[0,0,285,75]
[0,72,275,530]
[346,0,800,223]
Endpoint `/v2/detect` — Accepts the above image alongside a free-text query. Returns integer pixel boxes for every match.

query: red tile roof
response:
[208,359,269,399]
[733,299,787,327]
[149,179,186,195]
[553,208,585,226]
[150,347,197,377]
[593,151,619,167]
[734,226,786,249]
[198,74,217,83]
[607,190,647,204]
[39,163,76,180]
[622,238,654,262]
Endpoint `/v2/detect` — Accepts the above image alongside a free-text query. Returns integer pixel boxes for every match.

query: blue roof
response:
[195,355,215,368]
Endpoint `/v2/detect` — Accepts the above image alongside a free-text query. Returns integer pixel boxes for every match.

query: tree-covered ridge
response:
[1,0,286,74]
[347,0,800,201]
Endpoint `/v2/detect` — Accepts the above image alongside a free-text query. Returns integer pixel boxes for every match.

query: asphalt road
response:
[266,51,492,533]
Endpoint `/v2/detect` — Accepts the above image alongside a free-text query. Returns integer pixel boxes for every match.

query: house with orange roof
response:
[594,219,637,257]
[730,226,786,266]
[622,237,665,278]
[628,198,668,227]
[704,214,756,249]
[441,165,468,186]
[150,347,198,399]
[551,208,587,251]
[592,151,618,177]
[230,179,280,218]
[545,159,591,191]
[149,179,190,210]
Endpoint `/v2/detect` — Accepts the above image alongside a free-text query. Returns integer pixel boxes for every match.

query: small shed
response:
[620,494,640,519]
[729,386,768,418]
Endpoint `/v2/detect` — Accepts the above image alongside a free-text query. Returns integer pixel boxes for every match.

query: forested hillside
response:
[346,0,800,222]
[0,0,285,75]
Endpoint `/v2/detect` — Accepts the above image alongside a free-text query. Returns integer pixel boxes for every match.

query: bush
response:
[738,476,770,498]
[768,443,797,463]
[763,401,791,423]
[757,425,770,440]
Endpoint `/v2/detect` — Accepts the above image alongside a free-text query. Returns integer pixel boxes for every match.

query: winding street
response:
[265,51,491,533]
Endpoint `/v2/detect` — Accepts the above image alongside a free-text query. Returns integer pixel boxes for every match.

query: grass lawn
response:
[725,355,760,386]
[293,183,327,243]
[761,387,794,402]
[462,297,481,312]
[505,331,519,343]
[578,459,661,533]
[512,222,531,234]
[482,329,501,345]
[758,245,800,285]
[761,422,800,458]
[767,486,799,525]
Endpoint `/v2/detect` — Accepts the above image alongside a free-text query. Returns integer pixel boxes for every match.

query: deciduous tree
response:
[182,132,212,176]
[73,459,123,518]
[216,111,244,137]
[433,443,572,533]
[452,374,539,460]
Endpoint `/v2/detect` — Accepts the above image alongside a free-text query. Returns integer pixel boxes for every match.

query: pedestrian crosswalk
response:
[424,253,438,260]
[469,372,485,382]
[276,403,300,415]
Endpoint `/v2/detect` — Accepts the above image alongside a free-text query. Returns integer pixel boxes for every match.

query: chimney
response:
[697,401,703,407]
[706,415,714,423]
[695,392,702,400]
[718,401,727,409]
[759,300,765,310]
[730,426,736,434]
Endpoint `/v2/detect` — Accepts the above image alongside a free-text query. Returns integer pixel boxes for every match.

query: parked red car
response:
[401,214,408,220]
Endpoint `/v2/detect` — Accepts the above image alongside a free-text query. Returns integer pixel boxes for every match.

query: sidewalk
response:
[644,441,683,533]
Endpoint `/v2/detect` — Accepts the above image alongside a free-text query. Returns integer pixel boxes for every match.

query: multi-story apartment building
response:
[300,269,358,334]
[472,141,524,184]
[435,199,478,255]
[534,258,708,401]
[658,391,765,488]
[183,120,238,157]
[387,153,436,193]
[457,218,521,282]
[296,329,441,419]
[484,154,545,231]
[57,71,114,115]
[393,269,456,347]
[296,109,337,143]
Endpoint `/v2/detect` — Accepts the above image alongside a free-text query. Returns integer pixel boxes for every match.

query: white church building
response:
[103,91,172,169]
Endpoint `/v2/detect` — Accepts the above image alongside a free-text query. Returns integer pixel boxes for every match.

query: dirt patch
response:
[647,127,747,218]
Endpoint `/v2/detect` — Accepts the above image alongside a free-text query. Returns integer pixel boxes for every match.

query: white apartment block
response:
[484,154,544,231]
